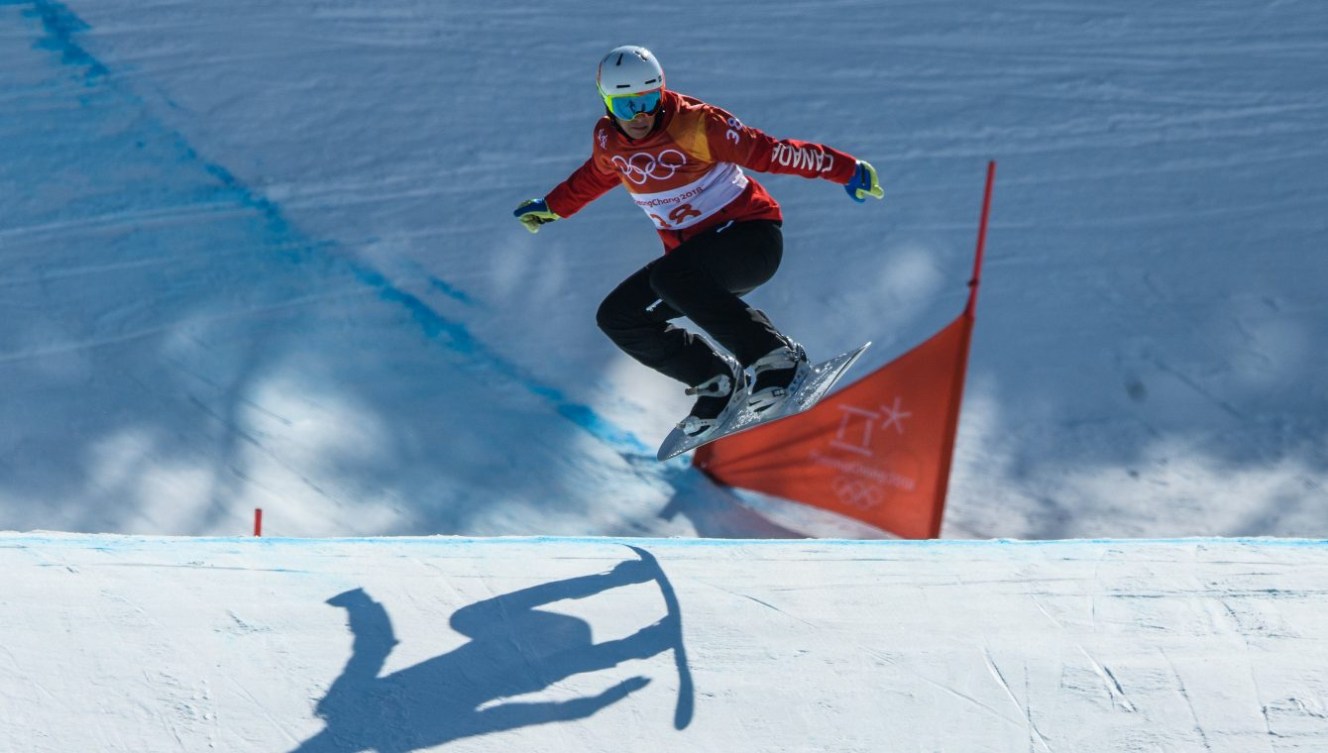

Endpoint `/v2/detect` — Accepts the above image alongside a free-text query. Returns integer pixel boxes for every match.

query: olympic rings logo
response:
[833,476,884,512]
[612,149,688,185]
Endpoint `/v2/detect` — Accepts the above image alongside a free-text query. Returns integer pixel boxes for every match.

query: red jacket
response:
[545,90,860,253]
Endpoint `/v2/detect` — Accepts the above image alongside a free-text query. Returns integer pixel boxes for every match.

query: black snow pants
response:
[595,219,790,389]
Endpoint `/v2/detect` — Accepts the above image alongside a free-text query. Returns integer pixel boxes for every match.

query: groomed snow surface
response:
[1,0,1324,540]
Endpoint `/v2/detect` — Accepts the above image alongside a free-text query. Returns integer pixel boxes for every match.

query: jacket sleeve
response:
[704,106,860,185]
[544,152,620,219]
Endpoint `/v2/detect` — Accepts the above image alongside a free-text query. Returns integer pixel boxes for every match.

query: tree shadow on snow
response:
[291,546,691,752]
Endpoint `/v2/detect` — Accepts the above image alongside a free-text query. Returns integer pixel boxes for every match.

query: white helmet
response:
[596,45,665,98]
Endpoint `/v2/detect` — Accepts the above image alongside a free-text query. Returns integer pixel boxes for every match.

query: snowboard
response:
[625,545,694,729]
[656,341,871,461]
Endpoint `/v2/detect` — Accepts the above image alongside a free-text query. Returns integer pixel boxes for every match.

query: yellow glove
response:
[844,160,884,203]
[513,198,561,234]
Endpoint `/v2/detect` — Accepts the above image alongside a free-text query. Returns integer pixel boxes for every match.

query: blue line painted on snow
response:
[17,1,650,456]
[23,0,107,81]
[427,275,477,306]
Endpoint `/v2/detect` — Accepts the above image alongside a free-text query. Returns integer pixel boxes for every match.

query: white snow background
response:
[1,1,1326,750]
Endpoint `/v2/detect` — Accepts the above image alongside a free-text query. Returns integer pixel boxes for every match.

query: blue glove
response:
[844,160,884,203]
[513,198,561,233]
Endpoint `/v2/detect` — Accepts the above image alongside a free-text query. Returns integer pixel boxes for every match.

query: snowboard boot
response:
[747,342,811,415]
[677,354,748,439]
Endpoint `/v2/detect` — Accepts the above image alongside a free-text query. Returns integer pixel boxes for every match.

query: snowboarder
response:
[514,45,883,442]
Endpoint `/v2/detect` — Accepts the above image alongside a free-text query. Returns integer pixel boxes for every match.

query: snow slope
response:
[1,1,1326,538]
[3,534,1326,752]
[4,4,1328,749]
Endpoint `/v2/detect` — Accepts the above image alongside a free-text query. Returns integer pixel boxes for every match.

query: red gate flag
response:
[693,162,996,539]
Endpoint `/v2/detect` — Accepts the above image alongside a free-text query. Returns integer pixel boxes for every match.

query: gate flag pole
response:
[928,159,996,537]
[967,160,996,319]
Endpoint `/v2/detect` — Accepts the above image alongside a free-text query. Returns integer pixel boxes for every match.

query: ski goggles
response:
[603,88,662,121]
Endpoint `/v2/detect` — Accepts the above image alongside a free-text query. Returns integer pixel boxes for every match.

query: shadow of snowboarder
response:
[292,548,689,752]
